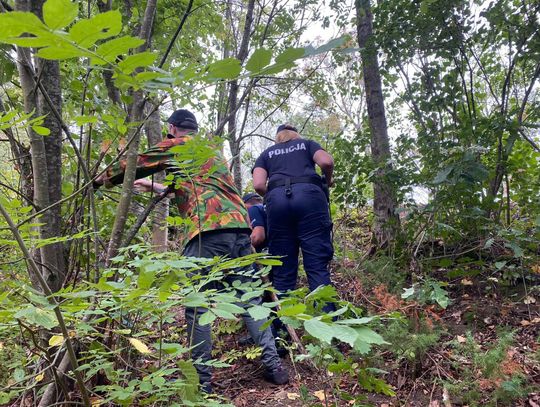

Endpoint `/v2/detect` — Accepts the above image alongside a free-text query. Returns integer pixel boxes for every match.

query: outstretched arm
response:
[94,139,179,188]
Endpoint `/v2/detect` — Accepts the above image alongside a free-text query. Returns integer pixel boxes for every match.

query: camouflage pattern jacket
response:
[105,134,250,246]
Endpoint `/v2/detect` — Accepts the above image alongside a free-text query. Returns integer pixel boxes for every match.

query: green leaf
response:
[433,165,453,184]
[332,325,359,347]
[74,115,98,126]
[0,12,48,40]
[278,303,306,317]
[178,360,199,385]
[306,284,337,301]
[198,311,216,326]
[212,308,237,320]
[118,52,157,74]
[215,302,245,315]
[355,327,387,345]
[245,48,272,73]
[14,306,58,329]
[37,44,88,60]
[32,125,51,136]
[207,58,241,79]
[178,360,199,400]
[137,269,155,290]
[92,36,145,65]
[160,342,187,355]
[248,305,271,321]
[69,10,122,48]
[43,0,78,29]
[336,317,374,325]
[305,35,347,56]
[275,47,305,64]
[303,318,333,344]
[182,292,207,308]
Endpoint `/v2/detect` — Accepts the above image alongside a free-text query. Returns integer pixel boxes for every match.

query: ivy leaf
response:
[248,305,271,321]
[303,318,333,344]
[207,58,241,79]
[43,0,78,30]
[245,48,272,73]
[128,337,151,354]
[69,10,122,48]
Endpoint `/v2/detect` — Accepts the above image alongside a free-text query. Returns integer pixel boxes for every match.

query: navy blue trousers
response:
[266,183,334,296]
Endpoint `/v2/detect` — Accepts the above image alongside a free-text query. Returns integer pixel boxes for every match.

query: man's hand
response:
[134,179,168,194]
[250,226,266,249]
[92,174,106,190]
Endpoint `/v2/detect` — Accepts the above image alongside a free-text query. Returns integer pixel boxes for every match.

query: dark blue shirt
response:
[253,139,323,182]
[247,203,267,251]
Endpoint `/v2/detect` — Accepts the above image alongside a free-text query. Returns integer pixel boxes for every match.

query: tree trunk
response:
[145,104,169,251]
[224,0,256,191]
[105,0,157,263]
[356,0,399,248]
[15,0,65,291]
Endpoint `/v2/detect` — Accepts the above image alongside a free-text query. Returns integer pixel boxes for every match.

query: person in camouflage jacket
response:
[96,109,288,392]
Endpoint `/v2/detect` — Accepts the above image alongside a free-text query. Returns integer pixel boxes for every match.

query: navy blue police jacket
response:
[253,138,324,183]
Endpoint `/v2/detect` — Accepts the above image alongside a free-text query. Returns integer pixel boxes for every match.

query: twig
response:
[0,202,91,407]
[158,0,194,68]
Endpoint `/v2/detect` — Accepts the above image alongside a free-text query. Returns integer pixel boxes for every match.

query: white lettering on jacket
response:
[268,142,306,159]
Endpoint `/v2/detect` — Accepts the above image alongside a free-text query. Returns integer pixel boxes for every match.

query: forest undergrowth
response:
[212,210,540,407]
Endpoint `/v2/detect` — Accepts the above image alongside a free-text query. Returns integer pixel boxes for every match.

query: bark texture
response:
[356,0,399,247]
[105,0,157,263]
[15,0,65,291]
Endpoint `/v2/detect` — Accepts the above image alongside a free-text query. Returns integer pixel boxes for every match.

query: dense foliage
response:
[0,0,538,405]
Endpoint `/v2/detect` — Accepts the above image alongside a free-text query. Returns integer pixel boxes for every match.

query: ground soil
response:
[211,268,539,407]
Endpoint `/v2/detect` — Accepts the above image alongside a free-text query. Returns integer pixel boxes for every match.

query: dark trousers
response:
[266,183,334,303]
[183,230,280,384]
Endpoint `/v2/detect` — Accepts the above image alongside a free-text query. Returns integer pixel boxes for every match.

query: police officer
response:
[96,109,289,392]
[252,124,335,309]
[242,192,267,252]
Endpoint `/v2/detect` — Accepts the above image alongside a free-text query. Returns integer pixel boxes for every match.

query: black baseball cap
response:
[167,109,198,131]
[276,124,298,133]
[242,192,262,203]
